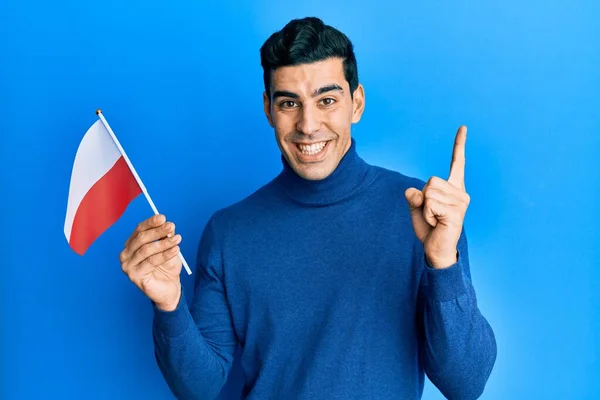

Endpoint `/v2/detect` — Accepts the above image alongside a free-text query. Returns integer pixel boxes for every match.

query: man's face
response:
[263,58,365,181]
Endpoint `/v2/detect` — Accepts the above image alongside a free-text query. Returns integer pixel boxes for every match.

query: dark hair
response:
[260,17,359,98]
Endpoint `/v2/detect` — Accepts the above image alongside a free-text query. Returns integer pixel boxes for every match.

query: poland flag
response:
[64,119,142,255]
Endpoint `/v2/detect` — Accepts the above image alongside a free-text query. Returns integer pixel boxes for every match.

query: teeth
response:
[298,141,327,155]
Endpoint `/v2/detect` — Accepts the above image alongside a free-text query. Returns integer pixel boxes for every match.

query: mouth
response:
[294,140,331,160]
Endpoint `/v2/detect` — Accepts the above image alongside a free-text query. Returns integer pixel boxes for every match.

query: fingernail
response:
[171,234,181,242]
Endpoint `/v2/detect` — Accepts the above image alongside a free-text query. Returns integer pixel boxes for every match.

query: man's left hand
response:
[405,126,470,269]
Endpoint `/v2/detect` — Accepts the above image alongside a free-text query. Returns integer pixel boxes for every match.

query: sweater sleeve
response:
[415,226,497,400]
[152,215,238,400]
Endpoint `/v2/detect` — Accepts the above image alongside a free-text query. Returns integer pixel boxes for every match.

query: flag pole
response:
[95,109,192,276]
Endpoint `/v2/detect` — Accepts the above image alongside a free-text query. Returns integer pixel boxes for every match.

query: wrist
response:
[155,284,182,312]
[426,250,458,269]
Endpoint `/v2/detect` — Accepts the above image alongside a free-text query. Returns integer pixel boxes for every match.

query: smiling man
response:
[265,61,360,181]
[120,17,497,399]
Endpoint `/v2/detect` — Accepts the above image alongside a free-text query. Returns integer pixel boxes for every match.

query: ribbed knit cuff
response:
[425,251,468,302]
[152,286,194,338]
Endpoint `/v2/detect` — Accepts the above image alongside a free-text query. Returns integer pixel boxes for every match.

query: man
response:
[120,17,497,400]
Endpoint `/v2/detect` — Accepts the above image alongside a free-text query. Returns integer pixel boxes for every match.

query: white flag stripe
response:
[64,120,122,240]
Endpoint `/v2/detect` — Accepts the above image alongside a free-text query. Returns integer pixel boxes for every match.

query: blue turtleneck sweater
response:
[152,139,497,400]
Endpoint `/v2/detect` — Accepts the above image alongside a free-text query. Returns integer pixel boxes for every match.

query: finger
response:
[125,214,167,250]
[129,245,182,278]
[146,243,182,267]
[405,188,430,242]
[423,198,439,228]
[448,125,467,190]
[405,187,424,211]
[127,234,181,269]
[124,221,176,261]
[159,248,184,274]
[423,187,462,207]
[424,197,462,229]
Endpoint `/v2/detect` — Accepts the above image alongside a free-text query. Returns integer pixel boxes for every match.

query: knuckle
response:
[423,202,433,215]
[425,187,439,199]
[147,253,162,266]
[148,240,166,257]
[137,230,149,244]
[163,222,174,233]
[159,238,171,251]
[119,250,127,264]
[139,243,152,259]
[427,176,443,189]
[147,245,179,266]
[166,235,180,249]
[129,232,140,249]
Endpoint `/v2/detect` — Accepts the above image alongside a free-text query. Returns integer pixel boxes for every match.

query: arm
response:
[153,216,238,400]
[416,227,497,399]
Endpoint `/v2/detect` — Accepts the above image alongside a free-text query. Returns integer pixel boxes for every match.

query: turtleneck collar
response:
[274,138,373,206]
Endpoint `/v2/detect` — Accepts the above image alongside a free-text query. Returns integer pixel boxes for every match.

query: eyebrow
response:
[272,84,344,101]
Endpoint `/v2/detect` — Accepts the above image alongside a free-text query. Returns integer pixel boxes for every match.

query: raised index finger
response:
[448,125,467,189]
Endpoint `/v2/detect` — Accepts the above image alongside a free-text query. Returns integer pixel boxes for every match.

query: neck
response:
[275,138,371,206]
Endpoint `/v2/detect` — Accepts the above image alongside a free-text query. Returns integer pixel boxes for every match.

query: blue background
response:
[2,0,598,399]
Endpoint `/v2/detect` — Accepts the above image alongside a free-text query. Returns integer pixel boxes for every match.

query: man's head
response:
[260,17,365,181]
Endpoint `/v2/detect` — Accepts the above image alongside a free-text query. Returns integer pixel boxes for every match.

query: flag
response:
[64,118,142,255]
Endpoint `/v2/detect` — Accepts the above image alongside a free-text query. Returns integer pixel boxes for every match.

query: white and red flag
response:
[64,110,192,274]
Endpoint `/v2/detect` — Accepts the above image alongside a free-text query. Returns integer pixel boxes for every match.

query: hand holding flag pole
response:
[96,110,192,276]
[64,110,192,275]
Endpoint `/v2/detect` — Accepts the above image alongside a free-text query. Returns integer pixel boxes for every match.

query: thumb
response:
[405,188,424,210]
[405,188,430,242]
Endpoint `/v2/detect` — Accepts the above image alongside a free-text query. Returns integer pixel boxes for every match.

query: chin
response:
[296,167,332,181]
[291,160,338,181]
[281,136,347,181]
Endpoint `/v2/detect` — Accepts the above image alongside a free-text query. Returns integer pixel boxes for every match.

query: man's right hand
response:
[120,214,183,311]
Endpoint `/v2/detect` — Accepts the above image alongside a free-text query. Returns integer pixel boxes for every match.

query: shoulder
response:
[205,177,281,233]
[369,163,427,195]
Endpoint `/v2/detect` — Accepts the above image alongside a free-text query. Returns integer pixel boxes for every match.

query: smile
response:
[296,141,329,156]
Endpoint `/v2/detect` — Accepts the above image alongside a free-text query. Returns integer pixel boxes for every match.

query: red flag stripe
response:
[68,156,142,255]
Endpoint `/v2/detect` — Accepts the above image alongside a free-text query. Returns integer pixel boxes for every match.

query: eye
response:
[279,100,298,109]
[320,98,336,106]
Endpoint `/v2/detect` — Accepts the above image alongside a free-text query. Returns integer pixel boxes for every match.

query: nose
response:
[296,104,322,136]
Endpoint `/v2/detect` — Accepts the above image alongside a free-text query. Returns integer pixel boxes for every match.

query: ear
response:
[351,83,365,124]
[263,91,274,127]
